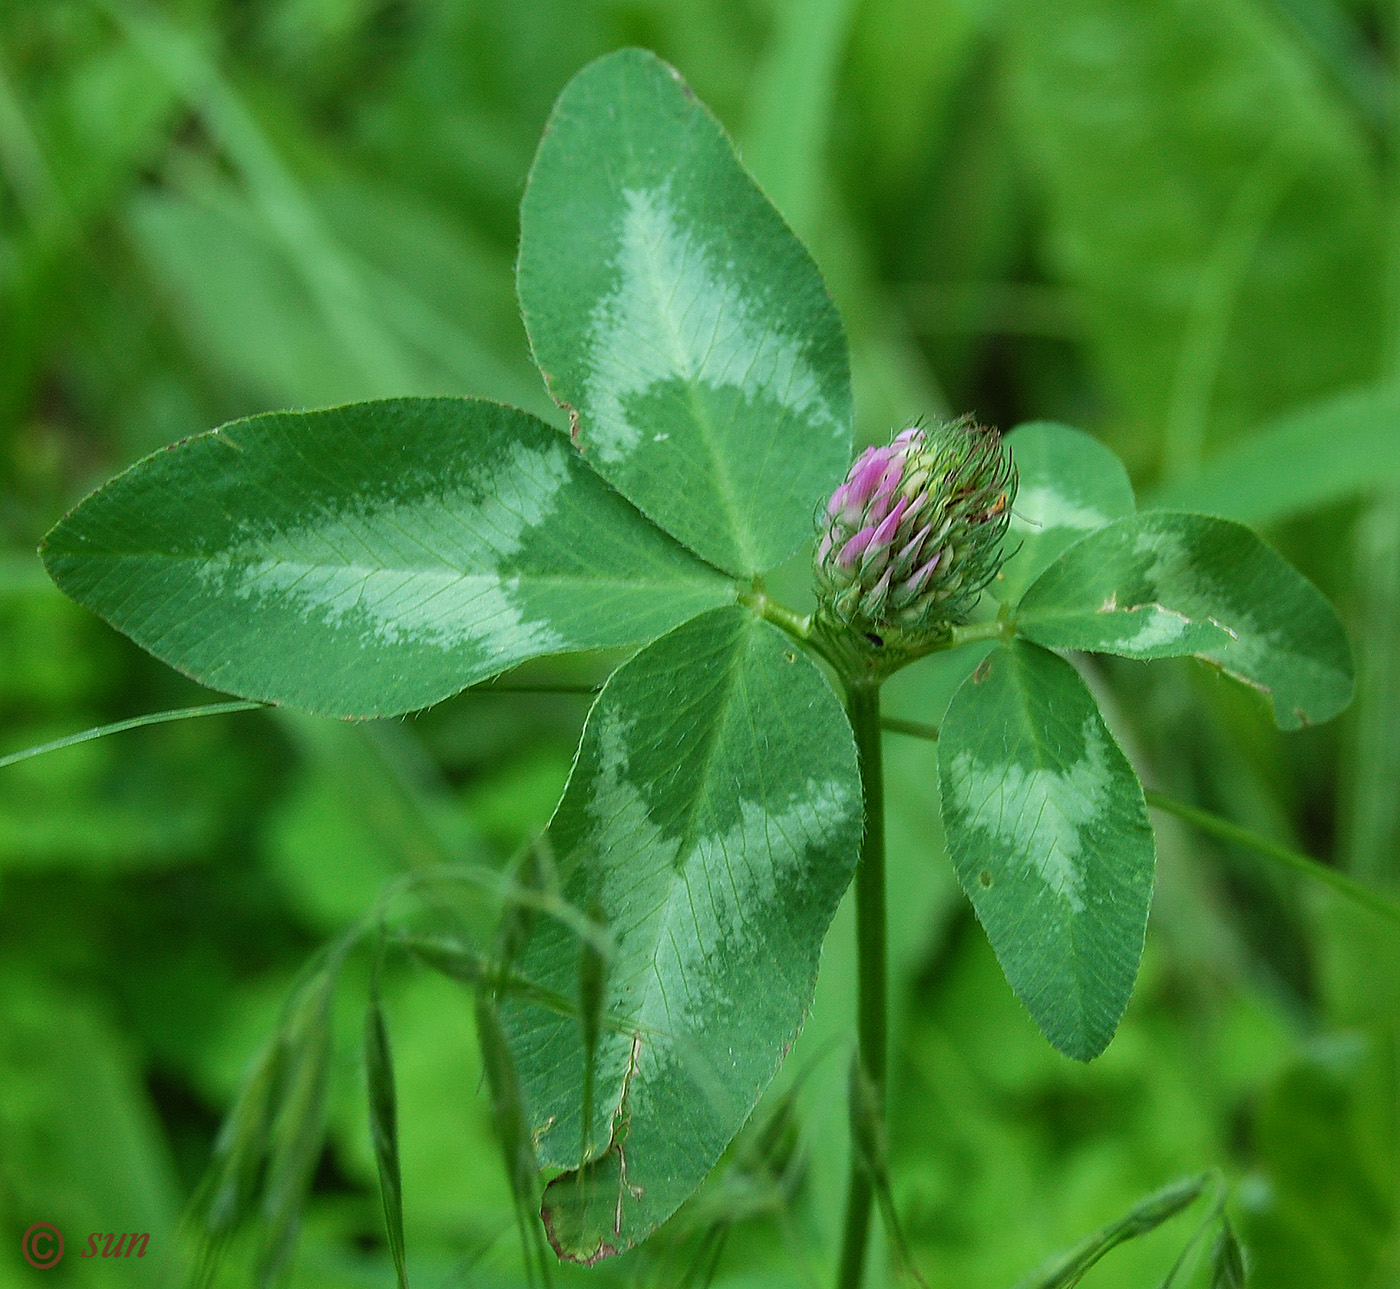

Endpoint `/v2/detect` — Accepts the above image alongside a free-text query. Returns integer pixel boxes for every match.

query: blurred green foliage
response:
[3,0,1400,1285]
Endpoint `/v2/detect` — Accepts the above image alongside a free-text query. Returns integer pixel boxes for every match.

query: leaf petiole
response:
[471,681,603,696]
[880,717,940,742]
[947,616,1014,649]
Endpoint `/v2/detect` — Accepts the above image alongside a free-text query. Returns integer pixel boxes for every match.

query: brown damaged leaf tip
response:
[540,1144,627,1266]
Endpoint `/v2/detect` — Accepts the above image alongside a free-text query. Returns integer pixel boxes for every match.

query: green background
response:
[3,1,1399,1285]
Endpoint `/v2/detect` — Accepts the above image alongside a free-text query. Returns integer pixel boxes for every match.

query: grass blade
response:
[1343,489,1400,884]
[257,964,338,1286]
[1148,383,1400,526]
[848,1054,928,1288]
[576,900,610,1181]
[1211,1216,1248,1288]
[0,700,264,770]
[365,964,409,1289]
[475,991,549,1286]
[1015,1174,1209,1289]
[188,1033,287,1287]
[743,0,857,235]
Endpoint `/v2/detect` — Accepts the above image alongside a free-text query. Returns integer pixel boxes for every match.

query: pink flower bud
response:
[837,526,877,571]
[813,417,1016,642]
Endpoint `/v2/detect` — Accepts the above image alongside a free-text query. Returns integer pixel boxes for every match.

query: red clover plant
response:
[36,48,1355,1289]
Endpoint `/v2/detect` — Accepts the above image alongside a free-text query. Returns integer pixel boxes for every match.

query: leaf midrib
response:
[590,616,755,1147]
[620,76,756,574]
[52,547,728,589]
[1006,642,1102,1051]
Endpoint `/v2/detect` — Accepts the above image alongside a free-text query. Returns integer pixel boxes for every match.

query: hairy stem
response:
[837,682,886,1289]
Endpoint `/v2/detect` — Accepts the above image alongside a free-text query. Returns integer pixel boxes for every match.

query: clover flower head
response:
[814,417,1016,642]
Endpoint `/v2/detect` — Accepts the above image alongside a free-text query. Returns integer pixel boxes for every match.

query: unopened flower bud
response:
[814,417,1015,651]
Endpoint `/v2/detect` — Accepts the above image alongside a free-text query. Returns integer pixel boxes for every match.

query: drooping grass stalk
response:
[837,681,886,1289]
[0,700,265,769]
[0,683,605,774]
[1142,789,1400,929]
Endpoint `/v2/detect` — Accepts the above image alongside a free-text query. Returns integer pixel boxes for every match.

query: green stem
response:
[471,681,602,695]
[836,682,886,1289]
[0,700,265,770]
[739,588,858,679]
[946,617,1010,650]
[739,588,812,639]
[0,682,605,773]
[1144,789,1400,929]
[880,716,940,742]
